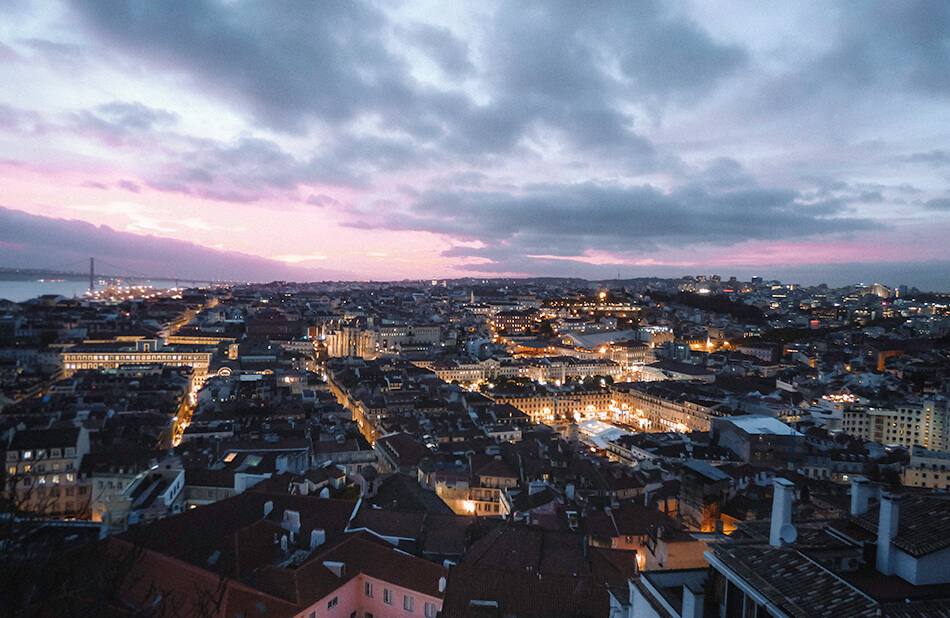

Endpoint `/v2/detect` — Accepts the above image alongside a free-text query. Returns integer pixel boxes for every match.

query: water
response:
[0,279,182,303]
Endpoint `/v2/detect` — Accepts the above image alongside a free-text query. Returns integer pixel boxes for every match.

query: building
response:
[611,382,728,433]
[902,444,950,490]
[699,478,950,617]
[75,492,449,617]
[710,415,804,468]
[61,337,212,381]
[4,426,91,517]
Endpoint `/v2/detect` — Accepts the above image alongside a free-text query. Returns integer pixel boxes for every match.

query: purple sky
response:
[2,1,950,289]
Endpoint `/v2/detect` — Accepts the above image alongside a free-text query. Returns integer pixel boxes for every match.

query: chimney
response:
[323,561,344,577]
[439,576,447,593]
[264,500,274,518]
[283,509,301,535]
[850,477,871,516]
[876,492,903,575]
[310,528,326,550]
[769,478,795,548]
[280,534,288,552]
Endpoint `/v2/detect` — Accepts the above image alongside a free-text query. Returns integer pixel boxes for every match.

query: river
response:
[0,279,182,303]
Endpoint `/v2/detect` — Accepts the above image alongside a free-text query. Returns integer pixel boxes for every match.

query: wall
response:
[293,575,442,618]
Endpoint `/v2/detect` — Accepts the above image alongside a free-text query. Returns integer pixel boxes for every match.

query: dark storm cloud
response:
[772,1,950,107]
[907,150,950,166]
[0,205,349,281]
[403,23,474,78]
[615,9,747,102]
[66,0,411,132]
[924,198,950,210]
[693,158,755,191]
[64,0,745,176]
[344,182,882,265]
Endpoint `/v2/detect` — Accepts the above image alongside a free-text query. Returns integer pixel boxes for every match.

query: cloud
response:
[924,197,950,210]
[62,0,741,173]
[770,2,950,106]
[4,0,948,287]
[66,0,415,132]
[907,149,950,166]
[72,101,179,146]
[0,103,45,134]
[614,6,747,102]
[343,182,883,271]
[145,137,304,202]
[403,23,474,78]
[117,179,140,193]
[0,205,350,281]
[306,194,341,208]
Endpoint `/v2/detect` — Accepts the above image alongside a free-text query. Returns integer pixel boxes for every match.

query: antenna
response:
[779,523,798,544]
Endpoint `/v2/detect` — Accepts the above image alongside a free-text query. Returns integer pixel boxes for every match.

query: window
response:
[66,473,75,483]
[7,466,15,475]
[403,595,414,612]
[22,451,32,460]
[52,475,60,484]
[364,581,373,597]
[424,602,437,618]
[327,597,338,610]
[383,589,393,605]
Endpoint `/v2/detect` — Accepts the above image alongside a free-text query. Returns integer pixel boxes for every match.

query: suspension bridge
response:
[19,257,245,293]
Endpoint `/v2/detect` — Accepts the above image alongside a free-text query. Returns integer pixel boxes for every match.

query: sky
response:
[1,1,950,289]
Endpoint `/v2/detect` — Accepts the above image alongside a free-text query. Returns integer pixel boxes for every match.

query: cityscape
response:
[3,1,950,617]
[3,274,950,616]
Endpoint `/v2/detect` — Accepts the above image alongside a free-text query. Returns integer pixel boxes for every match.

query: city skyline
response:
[2,2,950,290]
